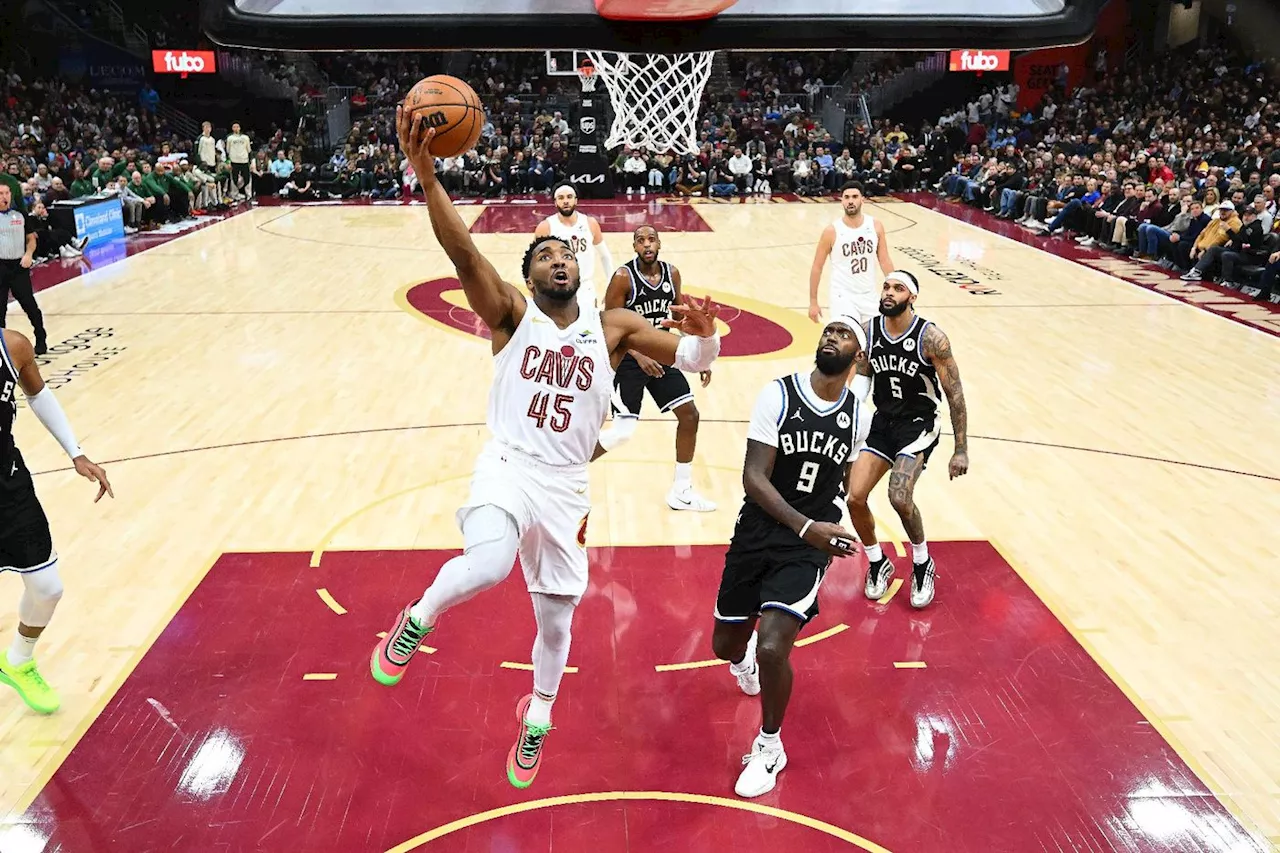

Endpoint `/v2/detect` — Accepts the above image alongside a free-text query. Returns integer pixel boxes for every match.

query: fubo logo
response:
[948,50,1011,72]
[152,50,217,76]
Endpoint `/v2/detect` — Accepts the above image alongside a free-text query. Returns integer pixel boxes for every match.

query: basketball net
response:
[583,51,715,156]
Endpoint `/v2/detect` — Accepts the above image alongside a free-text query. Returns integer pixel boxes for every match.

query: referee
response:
[0,184,47,356]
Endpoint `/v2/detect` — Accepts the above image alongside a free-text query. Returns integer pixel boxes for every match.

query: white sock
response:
[674,462,692,488]
[526,692,554,727]
[8,633,38,666]
[730,653,754,674]
[758,727,781,744]
[865,543,884,563]
[912,541,930,564]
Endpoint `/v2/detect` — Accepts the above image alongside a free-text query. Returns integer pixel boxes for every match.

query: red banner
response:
[152,50,217,75]
[948,50,1011,72]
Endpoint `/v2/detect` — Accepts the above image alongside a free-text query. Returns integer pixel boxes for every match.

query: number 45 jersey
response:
[487,297,614,467]
[739,372,871,532]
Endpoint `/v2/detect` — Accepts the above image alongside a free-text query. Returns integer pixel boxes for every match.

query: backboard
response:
[202,0,1106,52]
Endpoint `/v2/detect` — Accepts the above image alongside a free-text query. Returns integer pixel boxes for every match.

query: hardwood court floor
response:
[1,198,1278,850]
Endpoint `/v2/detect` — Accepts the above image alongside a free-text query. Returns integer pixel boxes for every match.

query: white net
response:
[583,51,715,156]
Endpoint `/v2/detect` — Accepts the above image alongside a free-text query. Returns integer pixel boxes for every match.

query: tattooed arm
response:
[923,324,969,479]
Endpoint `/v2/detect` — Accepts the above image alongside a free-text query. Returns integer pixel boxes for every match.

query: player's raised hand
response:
[803,521,859,557]
[808,302,823,323]
[395,105,437,184]
[663,294,719,337]
[73,455,114,502]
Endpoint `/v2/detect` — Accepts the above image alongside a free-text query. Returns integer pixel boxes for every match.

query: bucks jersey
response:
[868,314,940,421]
[0,333,19,474]
[743,372,869,525]
[621,258,676,329]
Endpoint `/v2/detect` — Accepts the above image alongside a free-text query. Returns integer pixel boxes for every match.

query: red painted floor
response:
[9,543,1261,852]
[469,200,713,233]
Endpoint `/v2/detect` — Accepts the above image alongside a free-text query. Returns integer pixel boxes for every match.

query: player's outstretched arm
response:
[4,330,113,501]
[606,295,719,371]
[397,107,521,333]
[808,225,834,322]
[923,324,969,479]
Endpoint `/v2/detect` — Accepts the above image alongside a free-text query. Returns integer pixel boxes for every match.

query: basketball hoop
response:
[584,51,715,156]
[576,60,598,93]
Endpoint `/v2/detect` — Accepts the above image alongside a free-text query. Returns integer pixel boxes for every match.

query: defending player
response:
[0,329,113,714]
[371,110,721,790]
[710,317,871,798]
[808,181,894,327]
[597,225,715,511]
[534,183,613,313]
[846,271,969,609]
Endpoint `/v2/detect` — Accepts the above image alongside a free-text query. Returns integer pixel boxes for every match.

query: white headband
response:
[828,315,868,351]
[885,270,919,295]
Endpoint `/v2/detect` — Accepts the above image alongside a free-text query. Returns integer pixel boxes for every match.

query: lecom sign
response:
[948,50,1011,72]
[152,50,217,75]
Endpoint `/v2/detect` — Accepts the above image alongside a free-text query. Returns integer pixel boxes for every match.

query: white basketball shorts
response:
[457,441,591,600]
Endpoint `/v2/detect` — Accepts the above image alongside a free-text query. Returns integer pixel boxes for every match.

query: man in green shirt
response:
[69,167,96,199]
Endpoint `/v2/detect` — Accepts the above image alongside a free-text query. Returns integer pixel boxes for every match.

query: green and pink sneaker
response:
[370,603,433,686]
[506,694,553,789]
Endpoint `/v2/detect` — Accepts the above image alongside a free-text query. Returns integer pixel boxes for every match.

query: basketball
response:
[403,75,484,158]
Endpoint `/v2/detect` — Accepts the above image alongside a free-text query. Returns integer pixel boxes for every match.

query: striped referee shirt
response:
[0,206,32,261]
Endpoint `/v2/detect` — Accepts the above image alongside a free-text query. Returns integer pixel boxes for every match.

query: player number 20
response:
[849,256,869,275]
[796,460,820,493]
[528,391,573,432]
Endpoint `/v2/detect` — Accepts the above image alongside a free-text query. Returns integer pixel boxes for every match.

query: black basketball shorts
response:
[715,515,831,626]
[863,411,941,467]
[613,354,694,416]
[0,449,56,573]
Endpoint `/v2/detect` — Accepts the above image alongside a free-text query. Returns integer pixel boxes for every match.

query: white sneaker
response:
[864,555,895,600]
[730,632,760,696]
[639,187,646,197]
[910,557,936,609]
[59,244,81,259]
[735,735,787,798]
[627,189,634,198]
[667,485,716,512]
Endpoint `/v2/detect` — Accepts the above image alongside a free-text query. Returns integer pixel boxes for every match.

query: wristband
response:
[798,518,814,538]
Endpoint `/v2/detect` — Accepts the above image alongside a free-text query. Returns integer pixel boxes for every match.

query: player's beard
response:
[557,203,577,218]
[815,348,855,375]
[844,203,861,217]
[879,297,910,317]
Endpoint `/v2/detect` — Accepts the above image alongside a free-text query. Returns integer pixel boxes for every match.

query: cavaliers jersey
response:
[828,214,880,318]
[0,333,19,475]
[867,314,941,421]
[543,213,596,284]
[620,258,675,329]
[745,373,865,525]
[487,298,614,467]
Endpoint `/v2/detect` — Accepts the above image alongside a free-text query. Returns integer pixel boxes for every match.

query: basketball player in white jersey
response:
[534,183,613,313]
[808,181,895,330]
[372,111,721,790]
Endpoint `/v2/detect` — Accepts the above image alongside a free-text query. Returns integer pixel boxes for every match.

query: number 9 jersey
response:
[741,372,870,527]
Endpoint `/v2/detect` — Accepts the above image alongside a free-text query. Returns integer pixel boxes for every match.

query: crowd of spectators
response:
[923,45,1279,300]
[4,31,1279,299]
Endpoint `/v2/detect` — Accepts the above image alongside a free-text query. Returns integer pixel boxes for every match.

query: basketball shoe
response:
[864,554,896,600]
[507,694,553,789]
[666,484,716,512]
[0,652,60,714]
[729,631,760,696]
[735,732,787,798]
[370,602,433,686]
[910,557,936,609]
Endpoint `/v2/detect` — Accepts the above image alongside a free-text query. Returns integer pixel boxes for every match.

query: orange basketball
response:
[403,75,485,158]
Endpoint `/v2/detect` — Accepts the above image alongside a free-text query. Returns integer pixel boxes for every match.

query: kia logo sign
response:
[948,50,1011,72]
[152,50,217,76]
